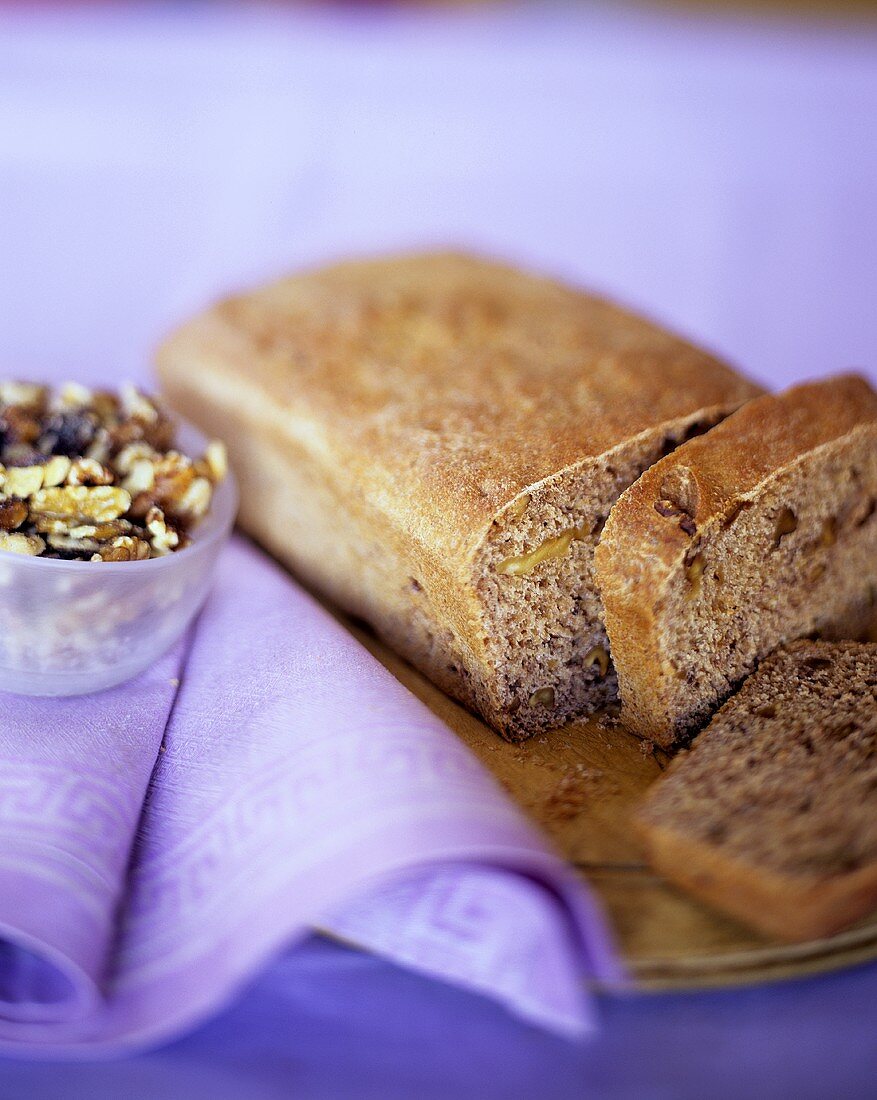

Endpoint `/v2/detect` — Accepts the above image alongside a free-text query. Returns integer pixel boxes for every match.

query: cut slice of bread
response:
[595,376,877,747]
[635,641,877,942]
[156,251,760,740]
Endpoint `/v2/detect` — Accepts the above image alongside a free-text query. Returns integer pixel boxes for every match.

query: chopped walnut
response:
[91,535,152,562]
[115,441,159,474]
[0,530,45,556]
[66,457,115,486]
[0,499,28,530]
[121,458,156,495]
[55,382,93,409]
[30,485,132,523]
[0,381,45,409]
[528,686,555,707]
[47,532,102,555]
[2,465,45,498]
[145,505,180,555]
[176,476,212,520]
[0,381,227,560]
[42,455,72,488]
[584,644,610,677]
[204,440,228,482]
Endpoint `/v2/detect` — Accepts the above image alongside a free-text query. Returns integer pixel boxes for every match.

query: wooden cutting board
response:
[349,622,877,991]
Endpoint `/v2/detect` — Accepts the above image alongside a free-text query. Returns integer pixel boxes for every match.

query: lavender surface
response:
[0,537,620,1053]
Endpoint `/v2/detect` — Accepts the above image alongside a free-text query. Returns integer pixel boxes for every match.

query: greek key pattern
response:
[116,708,517,981]
[0,759,137,912]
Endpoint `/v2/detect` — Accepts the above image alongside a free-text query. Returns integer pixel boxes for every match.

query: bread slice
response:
[635,641,877,942]
[596,376,877,747]
[156,252,759,740]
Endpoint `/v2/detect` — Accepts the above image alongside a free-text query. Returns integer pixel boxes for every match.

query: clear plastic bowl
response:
[0,420,238,697]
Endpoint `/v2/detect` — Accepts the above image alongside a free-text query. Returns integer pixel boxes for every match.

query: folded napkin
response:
[0,536,621,1055]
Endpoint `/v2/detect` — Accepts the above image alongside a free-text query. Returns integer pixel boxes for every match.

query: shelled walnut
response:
[0,381,227,560]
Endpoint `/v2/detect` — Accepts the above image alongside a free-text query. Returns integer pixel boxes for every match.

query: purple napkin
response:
[0,537,621,1054]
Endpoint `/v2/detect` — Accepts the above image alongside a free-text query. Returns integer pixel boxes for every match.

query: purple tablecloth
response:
[1,1,875,1094]
[0,939,873,1099]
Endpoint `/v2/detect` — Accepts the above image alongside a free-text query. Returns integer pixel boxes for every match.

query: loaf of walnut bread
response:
[635,641,877,942]
[156,252,759,739]
[596,376,877,747]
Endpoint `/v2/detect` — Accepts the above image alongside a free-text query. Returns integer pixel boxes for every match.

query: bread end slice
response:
[635,641,877,942]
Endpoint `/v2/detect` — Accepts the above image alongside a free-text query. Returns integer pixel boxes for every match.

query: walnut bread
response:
[156,251,760,739]
[635,641,877,942]
[596,375,877,747]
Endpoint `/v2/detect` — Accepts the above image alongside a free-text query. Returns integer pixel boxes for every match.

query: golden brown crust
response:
[601,375,877,569]
[596,376,877,743]
[156,251,760,736]
[637,820,877,943]
[163,252,757,569]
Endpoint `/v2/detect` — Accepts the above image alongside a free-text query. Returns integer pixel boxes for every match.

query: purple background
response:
[1,2,876,1095]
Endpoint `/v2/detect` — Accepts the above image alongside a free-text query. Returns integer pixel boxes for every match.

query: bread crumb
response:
[543,766,607,820]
